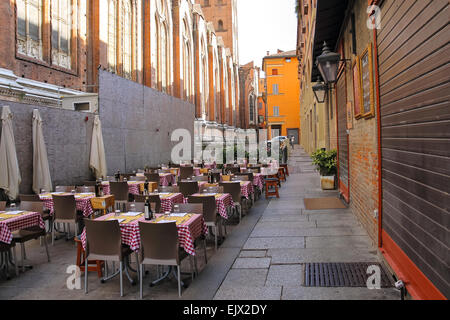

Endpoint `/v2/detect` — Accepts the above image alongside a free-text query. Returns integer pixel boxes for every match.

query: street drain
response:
[304,263,393,287]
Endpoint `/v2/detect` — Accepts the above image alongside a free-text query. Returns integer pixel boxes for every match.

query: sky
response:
[237,0,298,72]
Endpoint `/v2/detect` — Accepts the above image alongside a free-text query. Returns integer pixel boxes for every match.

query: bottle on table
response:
[144,178,149,195]
[144,196,153,221]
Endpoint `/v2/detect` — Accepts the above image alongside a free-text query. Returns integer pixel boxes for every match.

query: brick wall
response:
[342,0,379,245]
[0,0,89,92]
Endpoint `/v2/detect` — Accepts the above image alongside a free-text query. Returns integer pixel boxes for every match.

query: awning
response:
[311,0,349,81]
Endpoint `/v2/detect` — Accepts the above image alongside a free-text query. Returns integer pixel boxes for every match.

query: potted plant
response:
[311,149,337,190]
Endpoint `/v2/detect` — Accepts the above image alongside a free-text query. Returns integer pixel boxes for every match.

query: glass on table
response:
[8,203,17,212]
[173,205,180,213]
[115,210,121,217]
[130,202,136,212]
[71,189,76,194]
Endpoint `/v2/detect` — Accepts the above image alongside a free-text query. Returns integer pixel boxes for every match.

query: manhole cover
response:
[304,263,393,287]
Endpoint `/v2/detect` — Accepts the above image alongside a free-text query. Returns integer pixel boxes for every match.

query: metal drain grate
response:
[304,263,393,287]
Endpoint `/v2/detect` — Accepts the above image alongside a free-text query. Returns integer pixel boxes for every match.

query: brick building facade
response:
[297,0,449,300]
[0,0,241,130]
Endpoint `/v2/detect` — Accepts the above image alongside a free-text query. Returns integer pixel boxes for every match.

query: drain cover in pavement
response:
[304,263,393,287]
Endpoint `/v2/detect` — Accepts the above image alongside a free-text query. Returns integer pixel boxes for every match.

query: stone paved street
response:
[0,147,399,300]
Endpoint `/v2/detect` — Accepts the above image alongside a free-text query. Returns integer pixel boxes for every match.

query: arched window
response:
[182,19,193,101]
[218,20,224,31]
[107,0,117,72]
[200,38,208,118]
[17,0,43,60]
[51,0,72,69]
[156,0,171,92]
[121,0,132,79]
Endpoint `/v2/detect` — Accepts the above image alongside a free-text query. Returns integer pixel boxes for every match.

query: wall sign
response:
[347,101,353,130]
[352,57,363,119]
[360,43,375,118]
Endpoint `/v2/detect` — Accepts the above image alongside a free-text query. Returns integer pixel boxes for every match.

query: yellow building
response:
[262,50,301,143]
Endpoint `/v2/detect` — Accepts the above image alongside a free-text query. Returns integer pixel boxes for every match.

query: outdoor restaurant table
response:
[101,181,144,196]
[159,173,175,186]
[136,173,175,186]
[189,193,234,220]
[80,212,207,255]
[252,173,265,190]
[0,211,45,244]
[148,192,184,212]
[90,195,115,216]
[39,192,95,217]
[220,181,254,199]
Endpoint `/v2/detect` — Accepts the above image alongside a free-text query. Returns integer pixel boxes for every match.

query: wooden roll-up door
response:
[378,0,450,299]
[336,70,349,202]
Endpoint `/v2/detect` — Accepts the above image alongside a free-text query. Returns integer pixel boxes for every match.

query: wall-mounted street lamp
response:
[316,42,341,84]
[312,77,327,103]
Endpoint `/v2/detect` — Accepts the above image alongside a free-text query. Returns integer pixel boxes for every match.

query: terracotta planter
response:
[320,175,335,190]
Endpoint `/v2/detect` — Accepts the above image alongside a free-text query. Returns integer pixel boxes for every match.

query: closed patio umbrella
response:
[0,106,21,200]
[32,109,52,194]
[89,115,107,179]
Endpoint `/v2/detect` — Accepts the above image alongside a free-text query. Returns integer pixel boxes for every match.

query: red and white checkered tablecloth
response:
[101,181,141,196]
[240,181,254,199]
[0,211,45,244]
[187,193,234,220]
[253,173,264,190]
[159,173,175,186]
[80,213,207,255]
[158,193,185,213]
[39,193,95,217]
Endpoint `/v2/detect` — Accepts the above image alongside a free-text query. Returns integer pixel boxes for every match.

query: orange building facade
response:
[263,50,301,143]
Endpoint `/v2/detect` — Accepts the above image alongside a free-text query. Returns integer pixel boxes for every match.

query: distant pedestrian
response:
[290,136,295,149]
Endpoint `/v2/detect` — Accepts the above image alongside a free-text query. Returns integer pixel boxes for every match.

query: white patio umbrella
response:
[32,109,52,194]
[89,115,107,179]
[0,106,21,200]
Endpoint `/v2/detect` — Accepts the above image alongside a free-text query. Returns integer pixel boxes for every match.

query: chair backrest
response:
[144,173,160,183]
[178,181,199,197]
[187,195,216,224]
[0,201,6,211]
[180,166,194,180]
[205,186,223,194]
[173,203,203,215]
[220,182,241,203]
[55,186,76,192]
[193,175,208,182]
[129,176,145,182]
[133,195,161,213]
[19,201,44,217]
[158,169,170,174]
[159,186,179,193]
[53,195,77,222]
[225,167,240,174]
[120,173,133,181]
[236,172,254,182]
[138,221,179,264]
[126,202,146,212]
[76,186,95,193]
[233,175,249,181]
[109,182,129,201]
[19,194,41,202]
[210,172,221,183]
[84,219,123,261]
